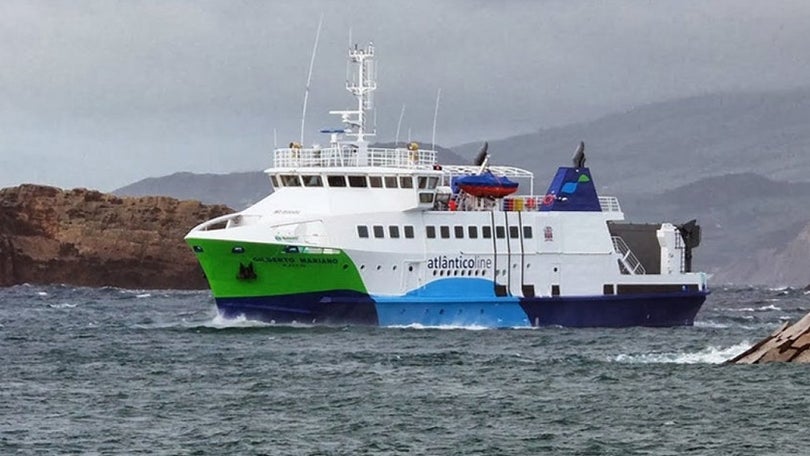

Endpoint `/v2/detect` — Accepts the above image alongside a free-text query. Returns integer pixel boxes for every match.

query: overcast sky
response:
[2,0,810,191]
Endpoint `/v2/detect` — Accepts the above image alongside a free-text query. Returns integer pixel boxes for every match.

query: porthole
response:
[376,265,381,270]
[409,266,414,272]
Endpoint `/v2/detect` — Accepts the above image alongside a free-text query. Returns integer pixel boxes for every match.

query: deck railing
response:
[499,195,622,213]
[273,146,437,169]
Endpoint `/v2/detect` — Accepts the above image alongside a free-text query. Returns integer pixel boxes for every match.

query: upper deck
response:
[272,145,438,170]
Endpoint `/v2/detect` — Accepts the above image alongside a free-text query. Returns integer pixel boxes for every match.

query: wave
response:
[47,303,78,309]
[613,341,752,365]
[385,323,492,331]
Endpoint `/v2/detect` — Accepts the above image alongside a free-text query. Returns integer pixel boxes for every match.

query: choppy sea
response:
[2,285,810,455]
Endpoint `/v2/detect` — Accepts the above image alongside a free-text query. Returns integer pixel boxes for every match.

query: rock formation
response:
[0,184,232,289]
[728,313,810,363]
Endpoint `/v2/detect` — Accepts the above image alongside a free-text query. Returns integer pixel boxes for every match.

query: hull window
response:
[357,226,369,238]
[426,226,436,238]
[404,225,415,238]
[373,225,385,238]
[468,226,478,238]
[440,226,450,239]
[389,226,400,238]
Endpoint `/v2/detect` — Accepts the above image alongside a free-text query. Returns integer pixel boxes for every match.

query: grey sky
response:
[2,0,810,191]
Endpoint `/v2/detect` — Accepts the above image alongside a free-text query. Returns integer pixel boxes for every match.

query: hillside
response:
[620,173,810,286]
[454,88,810,195]
[113,143,465,210]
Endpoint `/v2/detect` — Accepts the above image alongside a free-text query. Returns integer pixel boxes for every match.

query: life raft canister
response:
[542,194,555,206]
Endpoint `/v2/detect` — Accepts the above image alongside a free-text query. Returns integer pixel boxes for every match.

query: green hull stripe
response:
[186,238,367,298]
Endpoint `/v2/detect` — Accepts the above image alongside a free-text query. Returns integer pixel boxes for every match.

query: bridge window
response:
[302,175,323,187]
[384,176,398,188]
[417,176,428,189]
[523,226,533,239]
[399,176,413,189]
[281,175,301,186]
[327,175,346,187]
[348,175,367,188]
[468,226,478,238]
[419,193,434,203]
[389,226,400,238]
[454,226,464,238]
[373,225,384,238]
[357,226,369,238]
[440,226,450,239]
[509,226,520,239]
[404,225,415,238]
[426,226,436,239]
[270,175,279,187]
[496,226,506,239]
[482,226,492,239]
[428,177,439,189]
[369,176,383,188]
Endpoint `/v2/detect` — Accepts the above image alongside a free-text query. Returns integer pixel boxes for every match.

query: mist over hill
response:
[454,88,810,195]
[113,143,464,210]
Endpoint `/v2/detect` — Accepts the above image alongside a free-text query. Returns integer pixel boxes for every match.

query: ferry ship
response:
[185,43,709,328]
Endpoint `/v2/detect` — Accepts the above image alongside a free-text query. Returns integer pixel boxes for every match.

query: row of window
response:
[356,224,533,240]
[272,174,440,190]
[357,225,416,239]
[426,225,533,240]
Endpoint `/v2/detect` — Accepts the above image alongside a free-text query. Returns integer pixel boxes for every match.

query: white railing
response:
[273,146,437,169]
[611,236,646,275]
[599,196,621,213]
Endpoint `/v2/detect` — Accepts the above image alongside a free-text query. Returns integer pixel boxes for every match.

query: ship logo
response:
[560,174,590,194]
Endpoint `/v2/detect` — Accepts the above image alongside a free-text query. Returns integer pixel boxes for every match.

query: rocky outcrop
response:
[0,184,232,289]
[729,313,810,363]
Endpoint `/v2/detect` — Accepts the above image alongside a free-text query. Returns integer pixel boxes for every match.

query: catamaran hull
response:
[214,291,707,328]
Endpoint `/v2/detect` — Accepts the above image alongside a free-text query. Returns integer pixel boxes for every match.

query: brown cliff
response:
[0,184,232,289]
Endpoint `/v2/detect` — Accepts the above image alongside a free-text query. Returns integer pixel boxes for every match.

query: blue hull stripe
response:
[215,288,708,328]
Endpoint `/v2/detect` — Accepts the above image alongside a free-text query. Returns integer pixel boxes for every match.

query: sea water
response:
[2,285,810,455]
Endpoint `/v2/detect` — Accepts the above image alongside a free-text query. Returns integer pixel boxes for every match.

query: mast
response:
[329,42,377,164]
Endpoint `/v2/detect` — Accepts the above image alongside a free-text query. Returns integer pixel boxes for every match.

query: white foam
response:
[37,291,48,296]
[693,320,729,329]
[385,323,491,331]
[135,293,151,299]
[203,313,274,329]
[48,303,77,309]
[613,341,752,364]
[757,304,781,311]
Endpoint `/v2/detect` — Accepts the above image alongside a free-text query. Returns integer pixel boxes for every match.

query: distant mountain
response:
[453,88,810,195]
[113,142,464,211]
[620,172,810,286]
[114,171,270,211]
